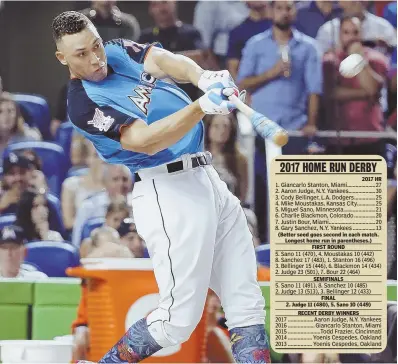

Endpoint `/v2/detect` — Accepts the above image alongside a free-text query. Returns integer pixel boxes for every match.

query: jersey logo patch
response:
[129,85,152,115]
[88,108,115,132]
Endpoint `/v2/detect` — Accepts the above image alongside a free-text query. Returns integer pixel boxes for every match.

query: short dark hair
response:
[52,11,91,43]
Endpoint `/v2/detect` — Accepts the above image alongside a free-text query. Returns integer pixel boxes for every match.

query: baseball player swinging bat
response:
[53,8,273,362]
[223,88,289,147]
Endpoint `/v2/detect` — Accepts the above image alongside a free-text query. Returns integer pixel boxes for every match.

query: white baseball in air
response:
[339,53,366,78]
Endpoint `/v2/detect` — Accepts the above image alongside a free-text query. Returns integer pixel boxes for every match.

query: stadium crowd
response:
[0,1,397,363]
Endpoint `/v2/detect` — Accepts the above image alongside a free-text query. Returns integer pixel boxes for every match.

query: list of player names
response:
[270,156,387,354]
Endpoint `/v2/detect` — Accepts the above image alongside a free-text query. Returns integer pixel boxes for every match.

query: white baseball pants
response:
[131,153,265,347]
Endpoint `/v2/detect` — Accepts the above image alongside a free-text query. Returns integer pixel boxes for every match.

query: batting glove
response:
[199,88,238,115]
[198,70,238,93]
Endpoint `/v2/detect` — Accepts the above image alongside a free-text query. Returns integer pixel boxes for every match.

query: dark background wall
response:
[0,1,197,116]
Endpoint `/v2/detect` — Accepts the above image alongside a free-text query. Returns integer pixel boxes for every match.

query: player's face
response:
[209,115,232,145]
[340,19,361,50]
[56,25,107,82]
[272,1,295,30]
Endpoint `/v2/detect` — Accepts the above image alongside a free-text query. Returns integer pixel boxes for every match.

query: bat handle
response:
[228,94,255,117]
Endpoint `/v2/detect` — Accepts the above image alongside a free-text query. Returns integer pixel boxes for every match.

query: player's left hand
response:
[199,88,238,115]
[198,70,238,93]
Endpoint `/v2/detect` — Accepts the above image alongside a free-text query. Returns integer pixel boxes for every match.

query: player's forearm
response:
[154,51,204,87]
[227,59,240,81]
[121,101,205,155]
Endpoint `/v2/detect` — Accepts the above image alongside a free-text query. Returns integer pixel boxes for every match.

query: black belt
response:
[134,155,210,182]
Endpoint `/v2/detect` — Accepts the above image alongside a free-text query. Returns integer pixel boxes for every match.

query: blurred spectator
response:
[51,0,141,136]
[71,132,89,167]
[139,0,204,101]
[323,16,389,156]
[0,225,48,279]
[205,114,249,202]
[16,190,63,242]
[105,198,130,230]
[227,0,272,80]
[238,1,322,154]
[193,0,249,69]
[72,226,133,362]
[83,226,131,259]
[205,291,234,363]
[0,153,34,214]
[71,164,132,247]
[0,96,41,163]
[295,1,342,38]
[21,149,48,192]
[0,153,66,236]
[117,217,145,258]
[62,141,105,231]
[80,0,140,42]
[316,1,397,55]
[383,1,397,28]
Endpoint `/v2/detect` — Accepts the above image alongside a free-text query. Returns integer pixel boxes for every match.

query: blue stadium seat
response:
[55,121,74,169]
[0,214,16,230]
[4,141,68,197]
[255,244,270,267]
[24,241,80,277]
[13,94,52,140]
[81,217,105,241]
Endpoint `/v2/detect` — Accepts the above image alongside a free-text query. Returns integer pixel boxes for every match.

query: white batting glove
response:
[198,70,238,93]
[199,88,238,115]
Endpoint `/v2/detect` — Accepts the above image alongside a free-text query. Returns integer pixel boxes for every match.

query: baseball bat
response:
[226,91,289,147]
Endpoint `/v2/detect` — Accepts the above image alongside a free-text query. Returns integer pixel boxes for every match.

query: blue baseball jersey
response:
[67,39,204,172]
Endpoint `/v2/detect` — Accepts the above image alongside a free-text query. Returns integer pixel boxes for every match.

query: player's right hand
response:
[198,88,237,115]
[198,70,237,93]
